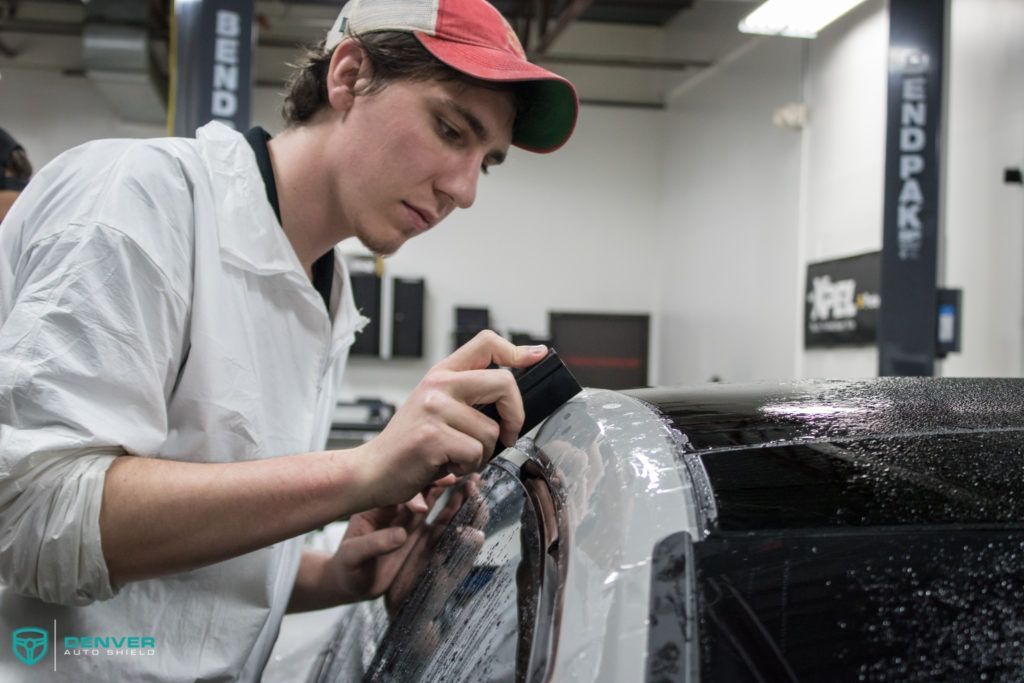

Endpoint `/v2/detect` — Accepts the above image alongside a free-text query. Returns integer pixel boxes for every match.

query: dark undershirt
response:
[243,126,334,312]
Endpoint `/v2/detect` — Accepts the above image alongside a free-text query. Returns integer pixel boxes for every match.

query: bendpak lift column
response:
[170,0,254,137]
[878,0,949,376]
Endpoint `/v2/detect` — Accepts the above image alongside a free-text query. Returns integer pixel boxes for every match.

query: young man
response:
[0,0,577,680]
[0,128,31,221]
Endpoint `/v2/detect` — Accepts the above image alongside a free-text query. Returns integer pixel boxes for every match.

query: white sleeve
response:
[0,220,189,606]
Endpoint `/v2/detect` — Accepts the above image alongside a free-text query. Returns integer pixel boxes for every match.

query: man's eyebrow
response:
[436,97,508,164]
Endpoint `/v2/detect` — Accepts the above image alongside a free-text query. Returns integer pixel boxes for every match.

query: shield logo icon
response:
[12,627,48,666]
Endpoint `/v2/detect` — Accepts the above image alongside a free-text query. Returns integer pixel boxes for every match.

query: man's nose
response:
[436,156,480,210]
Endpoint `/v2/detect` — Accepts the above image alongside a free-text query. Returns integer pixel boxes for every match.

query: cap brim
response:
[416,33,578,153]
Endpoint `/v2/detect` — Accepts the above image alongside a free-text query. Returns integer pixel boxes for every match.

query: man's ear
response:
[326,40,371,114]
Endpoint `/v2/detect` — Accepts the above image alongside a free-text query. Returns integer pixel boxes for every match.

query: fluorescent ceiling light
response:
[738,0,869,39]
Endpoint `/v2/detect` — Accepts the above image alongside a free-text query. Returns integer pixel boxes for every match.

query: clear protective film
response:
[308,389,698,683]
[532,389,697,682]
[309,463,543,682]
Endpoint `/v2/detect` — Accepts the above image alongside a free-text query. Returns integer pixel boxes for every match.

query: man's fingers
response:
[432,473,458,487]
[445,368,518,408]
[436,423,490,476]
[457,525,486,553]
[469,495,490,531]
[367,332,546,508]
[339,527,408,568]
[421,332,547,459]
[424,484,450,506]
[413,391,507,468]
[435,329,547,372]
[439,392,509,454]
[411,369,520,457]
[405,493,428,515]
[431,481,470,528]
[351,504,401,530]
[428,527,486,604]
[442,369,525,447]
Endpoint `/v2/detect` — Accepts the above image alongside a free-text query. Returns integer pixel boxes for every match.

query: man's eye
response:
[438,119,461,141]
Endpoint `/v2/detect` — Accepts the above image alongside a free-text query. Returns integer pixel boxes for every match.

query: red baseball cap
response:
[325,0,579,153]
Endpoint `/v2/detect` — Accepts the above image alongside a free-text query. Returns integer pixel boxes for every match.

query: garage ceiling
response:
[249,0,697,26]
[0,0,762,109]
[490,0,697,27]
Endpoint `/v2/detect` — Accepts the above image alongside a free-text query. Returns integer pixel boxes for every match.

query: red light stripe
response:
[563,356,642,369]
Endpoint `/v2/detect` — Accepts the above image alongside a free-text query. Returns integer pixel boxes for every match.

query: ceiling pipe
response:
[0,18,83,36]
[515,0,532,53]
[538,54,711,70]
[2,19,710,74]
[537,0,549,50]
[532,0,594,58]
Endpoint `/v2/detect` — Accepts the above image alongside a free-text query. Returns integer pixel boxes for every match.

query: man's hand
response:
[323,488,438,604]
[288,486,445,612]
[355,331,546,508]
[384,474,484,614]
[294,477,480,611]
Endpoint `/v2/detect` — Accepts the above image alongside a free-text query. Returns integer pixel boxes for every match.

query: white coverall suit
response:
[0,121,366,681]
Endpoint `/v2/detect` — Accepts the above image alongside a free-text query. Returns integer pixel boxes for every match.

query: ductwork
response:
[82,0,167,124]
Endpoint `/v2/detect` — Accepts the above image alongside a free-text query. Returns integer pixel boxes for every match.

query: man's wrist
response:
[326,445,378,516]
[291,550,345,612]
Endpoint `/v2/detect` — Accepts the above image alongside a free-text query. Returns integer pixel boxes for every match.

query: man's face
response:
[331,77,515,256]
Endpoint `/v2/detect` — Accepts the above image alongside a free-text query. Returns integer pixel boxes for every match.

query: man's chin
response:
[359,241,399,258]
[356,231,407,258]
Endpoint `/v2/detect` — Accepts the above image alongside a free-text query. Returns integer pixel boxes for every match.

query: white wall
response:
[798,0,887,378]
[655,36,804,385]
[942,0,1024,377]
[0,67,165,166]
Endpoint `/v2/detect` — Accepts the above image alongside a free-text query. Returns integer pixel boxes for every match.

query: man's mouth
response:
[402,202,437,234]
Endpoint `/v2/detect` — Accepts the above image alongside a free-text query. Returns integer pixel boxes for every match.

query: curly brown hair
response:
[281,31,531,128]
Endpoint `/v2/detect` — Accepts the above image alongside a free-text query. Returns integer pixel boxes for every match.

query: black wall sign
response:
[805,252,881,348]
[878,0,947,376]
[392,278,425,358]
[171,0,254,136]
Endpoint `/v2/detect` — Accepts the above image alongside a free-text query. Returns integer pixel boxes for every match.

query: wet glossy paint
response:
[630,379,1024,531]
